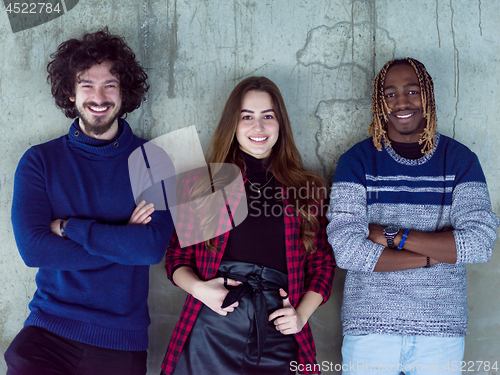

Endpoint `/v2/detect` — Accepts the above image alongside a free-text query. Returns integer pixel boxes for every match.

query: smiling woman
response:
[236,90,280,159]
[160,76,335,375]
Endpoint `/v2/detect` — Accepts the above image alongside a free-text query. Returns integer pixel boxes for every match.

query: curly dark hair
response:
[47,28,149,119]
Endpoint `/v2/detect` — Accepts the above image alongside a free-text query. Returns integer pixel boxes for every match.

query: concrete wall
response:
[1,0,499,374]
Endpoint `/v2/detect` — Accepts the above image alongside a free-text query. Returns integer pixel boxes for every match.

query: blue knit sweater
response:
[327,133,499,337]
[11,119,174,351]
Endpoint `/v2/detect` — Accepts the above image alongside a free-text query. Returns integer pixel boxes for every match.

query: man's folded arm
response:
[327,181,385,272]
[63,210,174,265]
[12,147,174,269]
[12,149,114,270]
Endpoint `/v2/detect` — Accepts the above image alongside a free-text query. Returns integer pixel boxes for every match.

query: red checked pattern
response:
[160,173,335,375]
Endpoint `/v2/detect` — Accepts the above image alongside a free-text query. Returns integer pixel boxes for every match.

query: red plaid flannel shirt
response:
[160,171,335,375]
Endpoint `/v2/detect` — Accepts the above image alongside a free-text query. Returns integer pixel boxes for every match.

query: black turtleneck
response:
[222,150,287,274]
[390,139,425,160]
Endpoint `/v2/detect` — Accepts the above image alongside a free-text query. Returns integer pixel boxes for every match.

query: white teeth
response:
[249,137,267,142]
[396,113,413,119]
[89,106,108,112]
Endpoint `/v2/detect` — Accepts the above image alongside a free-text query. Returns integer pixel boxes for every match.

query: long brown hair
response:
[205,76,326,254]
[368,58,437,154]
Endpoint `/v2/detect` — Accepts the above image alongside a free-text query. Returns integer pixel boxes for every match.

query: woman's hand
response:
[173,266,241,316]
[128,200,154,225]
[268,289,305,335]
[193,277,241,316]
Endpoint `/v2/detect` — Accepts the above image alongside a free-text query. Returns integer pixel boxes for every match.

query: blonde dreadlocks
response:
[368,58,437,154]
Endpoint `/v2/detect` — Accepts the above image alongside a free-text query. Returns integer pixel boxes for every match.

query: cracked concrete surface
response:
[449,0,460,138]
[315,98,372,178]
[1,1,500,373]
[297,20,396,178]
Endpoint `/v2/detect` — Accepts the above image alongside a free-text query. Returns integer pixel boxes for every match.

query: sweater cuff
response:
[64,217,93,246]
[168,264,197,286]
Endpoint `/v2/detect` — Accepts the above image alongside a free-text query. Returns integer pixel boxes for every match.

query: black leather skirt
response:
[172,260,299,375]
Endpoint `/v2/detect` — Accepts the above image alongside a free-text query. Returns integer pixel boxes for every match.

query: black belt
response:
[218,269,286,364]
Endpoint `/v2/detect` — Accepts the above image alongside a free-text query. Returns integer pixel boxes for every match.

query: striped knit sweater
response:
[326,133,499,337]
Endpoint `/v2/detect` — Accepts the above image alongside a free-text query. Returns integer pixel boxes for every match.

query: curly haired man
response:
[5,29,174,375]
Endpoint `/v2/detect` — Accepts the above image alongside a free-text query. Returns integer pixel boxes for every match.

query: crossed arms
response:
[367,225,456,272]
[327,149,499,273]
[11,146,173,271]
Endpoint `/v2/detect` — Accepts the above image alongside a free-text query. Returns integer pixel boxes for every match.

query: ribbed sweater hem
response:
[342,317,467,338]
[25,310,148,351]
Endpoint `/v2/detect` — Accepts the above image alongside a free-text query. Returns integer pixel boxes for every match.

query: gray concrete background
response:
[1,0,499,374]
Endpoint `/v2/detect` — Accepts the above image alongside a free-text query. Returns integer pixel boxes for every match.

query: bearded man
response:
[5,29,174,375]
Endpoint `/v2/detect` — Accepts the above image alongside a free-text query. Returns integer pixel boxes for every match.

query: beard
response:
[75,101,121,136]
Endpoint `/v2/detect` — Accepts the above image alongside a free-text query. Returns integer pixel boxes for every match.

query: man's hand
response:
[49,200,154,238]
[268,289,305,335]
[369,224,456,270]
[368,224,454,249]
[128,200,155,225]
[368,224,390,247]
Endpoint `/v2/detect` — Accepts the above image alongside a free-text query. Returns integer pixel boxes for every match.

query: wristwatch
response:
[383,225,400,248]
[60,219,68,239]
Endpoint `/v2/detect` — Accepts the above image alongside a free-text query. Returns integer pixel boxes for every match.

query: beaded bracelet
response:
[397,228,409,250]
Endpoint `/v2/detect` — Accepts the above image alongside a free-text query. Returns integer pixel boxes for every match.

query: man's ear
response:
[69,97,75,102]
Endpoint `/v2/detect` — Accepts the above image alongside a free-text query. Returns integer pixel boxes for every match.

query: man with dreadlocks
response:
[327,58,498,373]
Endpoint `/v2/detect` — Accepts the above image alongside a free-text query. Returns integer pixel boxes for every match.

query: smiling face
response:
[383,63,427,143]
[235,90,280,159]
[69,60,122,140]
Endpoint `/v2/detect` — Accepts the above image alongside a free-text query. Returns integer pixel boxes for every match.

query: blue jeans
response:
[341,334,464,374]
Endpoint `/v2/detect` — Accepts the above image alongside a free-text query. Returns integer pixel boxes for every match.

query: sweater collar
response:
[240,149,272,176]
[67,118,135,158]
[383,132,441,166]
